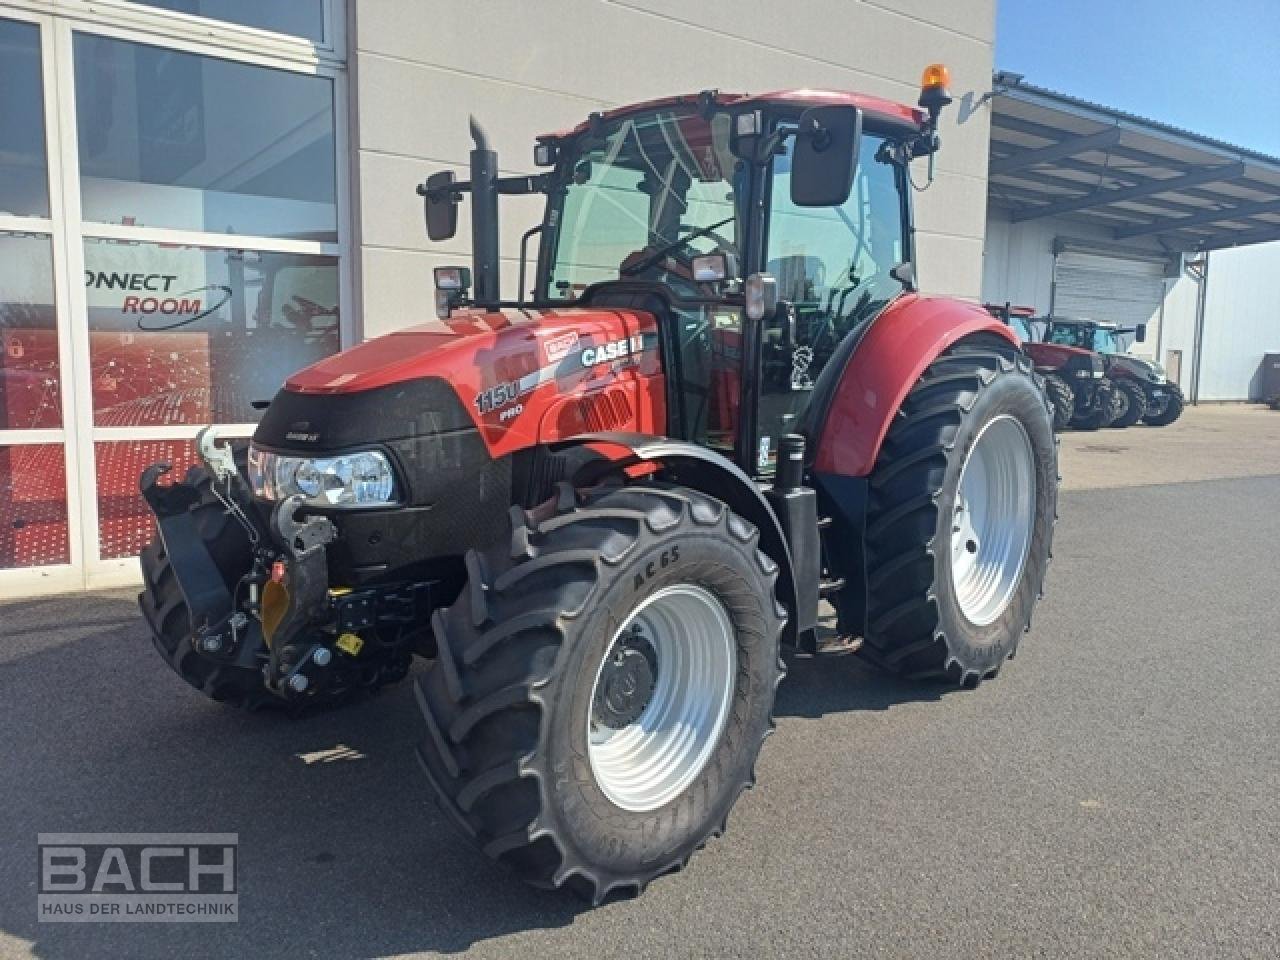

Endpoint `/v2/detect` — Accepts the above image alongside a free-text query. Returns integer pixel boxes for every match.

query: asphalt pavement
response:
[2,422,1278,958]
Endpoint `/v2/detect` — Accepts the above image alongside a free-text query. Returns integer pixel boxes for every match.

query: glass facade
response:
[0,19,48,218]
[94,438,200,559]
[74,34,337,240]
[0,233,60,430]
[126,0,326,42]
[0,4,344,585]
[0,444,70,568]
[84,240,339,426]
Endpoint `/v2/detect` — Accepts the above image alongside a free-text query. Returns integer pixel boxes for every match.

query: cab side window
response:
[757,132,905,471]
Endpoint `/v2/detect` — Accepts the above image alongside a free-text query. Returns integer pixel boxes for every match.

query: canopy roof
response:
[988,76,1280,252]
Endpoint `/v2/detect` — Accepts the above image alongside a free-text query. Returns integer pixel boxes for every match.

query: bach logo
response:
[543,330,579,364]
[37,833,238,923]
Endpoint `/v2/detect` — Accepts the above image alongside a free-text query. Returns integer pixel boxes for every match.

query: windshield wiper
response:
[620,217,735,276]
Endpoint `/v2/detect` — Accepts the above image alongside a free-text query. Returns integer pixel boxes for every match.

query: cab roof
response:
[544,89,925,139]
[1048,316,1120,330]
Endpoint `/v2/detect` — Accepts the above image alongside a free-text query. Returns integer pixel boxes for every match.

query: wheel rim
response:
[950,415,1037,626]
[587,584,737,812]
[1114,389,1129,418]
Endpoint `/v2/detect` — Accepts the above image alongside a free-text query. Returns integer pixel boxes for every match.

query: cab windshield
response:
[1049,322,1121,353]
[547,108,741,300]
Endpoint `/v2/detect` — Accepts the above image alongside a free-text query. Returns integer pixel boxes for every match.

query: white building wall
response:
[1194,241,1280,401]
[1155,270,1200,390]
[348,0,997,339]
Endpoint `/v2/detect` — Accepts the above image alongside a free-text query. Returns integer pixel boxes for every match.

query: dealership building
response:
[0,0,1276,596]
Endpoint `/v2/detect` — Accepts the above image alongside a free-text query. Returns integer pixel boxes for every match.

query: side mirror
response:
[1135,323,1147,343]
[422,171,459,241]
[790,106,861,207]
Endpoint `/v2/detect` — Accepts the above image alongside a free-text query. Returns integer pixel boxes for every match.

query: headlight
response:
[247,446,398,507]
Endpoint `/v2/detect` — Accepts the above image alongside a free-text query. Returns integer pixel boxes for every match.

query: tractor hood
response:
[286,307,658,396]
[1105,353,1167,383]
[258,305,664,459]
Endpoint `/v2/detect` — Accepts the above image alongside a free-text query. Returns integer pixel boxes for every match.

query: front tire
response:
[138,466,275,709]
[414,483,786,903]
[1142,383,1185,426]
[1071,377,1114,430]
[858,348,1057,683]
[1109,379,1148,428]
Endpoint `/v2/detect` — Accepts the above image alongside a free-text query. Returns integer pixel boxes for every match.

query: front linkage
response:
[138,428,429,707]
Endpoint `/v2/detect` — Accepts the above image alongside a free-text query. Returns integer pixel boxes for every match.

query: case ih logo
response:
[581,335,647,368]
[543,330,580,364]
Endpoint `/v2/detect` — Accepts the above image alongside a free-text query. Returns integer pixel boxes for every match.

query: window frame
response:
[6,0,346,64]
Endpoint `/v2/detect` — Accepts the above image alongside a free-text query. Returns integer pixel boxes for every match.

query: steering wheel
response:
[620,217,737,277]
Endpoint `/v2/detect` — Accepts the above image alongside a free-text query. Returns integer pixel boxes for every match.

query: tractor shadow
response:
[773,614,950,719]
[1,594,944,960]
[774,651,949,718]
[0,593,584,960]
[768,650,952,716]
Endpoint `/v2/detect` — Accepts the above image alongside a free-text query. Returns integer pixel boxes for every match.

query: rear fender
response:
[813,296,1020,477]
[555,432,802,646]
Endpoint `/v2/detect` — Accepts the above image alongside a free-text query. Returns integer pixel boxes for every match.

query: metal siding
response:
[1198,241,1280,401]
[1052,251,1165,357]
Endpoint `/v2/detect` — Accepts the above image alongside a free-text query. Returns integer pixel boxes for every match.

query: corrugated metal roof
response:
[994,76,1280,168]
[988,76,1280,252]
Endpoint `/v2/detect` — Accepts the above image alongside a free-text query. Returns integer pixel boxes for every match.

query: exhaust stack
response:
[468,116,501,304]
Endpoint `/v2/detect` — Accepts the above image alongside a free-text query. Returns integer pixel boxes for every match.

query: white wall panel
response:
[1198,241,1280,401]
[350,0,996,326]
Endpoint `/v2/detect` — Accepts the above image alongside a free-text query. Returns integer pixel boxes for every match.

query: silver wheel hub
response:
[588,584,736,813]
[950,415,1037,626]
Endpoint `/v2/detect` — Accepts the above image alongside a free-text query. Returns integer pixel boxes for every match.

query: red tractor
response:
[1041,317,1184,427]
[138,68,1058,902]
[986,303,1112,430]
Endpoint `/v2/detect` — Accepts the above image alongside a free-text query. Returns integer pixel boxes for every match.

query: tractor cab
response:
[421,83,943,476]
[1045,317,1143,355]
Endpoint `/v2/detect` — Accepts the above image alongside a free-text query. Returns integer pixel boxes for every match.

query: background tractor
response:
[138,68,1058,902]
[1042,317,1184,426]
[986,303,1110,430]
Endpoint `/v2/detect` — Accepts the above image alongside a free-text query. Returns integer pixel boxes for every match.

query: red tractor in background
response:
[138,68,1058,902]
[987,303,1112,430]
[1041,317,1185,427]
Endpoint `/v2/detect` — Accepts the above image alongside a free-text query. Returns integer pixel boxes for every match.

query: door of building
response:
[1052,250,1165,359]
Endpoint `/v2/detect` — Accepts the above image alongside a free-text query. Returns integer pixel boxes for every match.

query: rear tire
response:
[1042,374,1074,431]
[1142,383,1185,426]
[857,348,1057,684]
[138,466,275,709]
[1109,379,1147,428]
[414,483,786,903]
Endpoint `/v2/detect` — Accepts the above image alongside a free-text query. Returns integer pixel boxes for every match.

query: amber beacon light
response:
[919,63,953,114]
